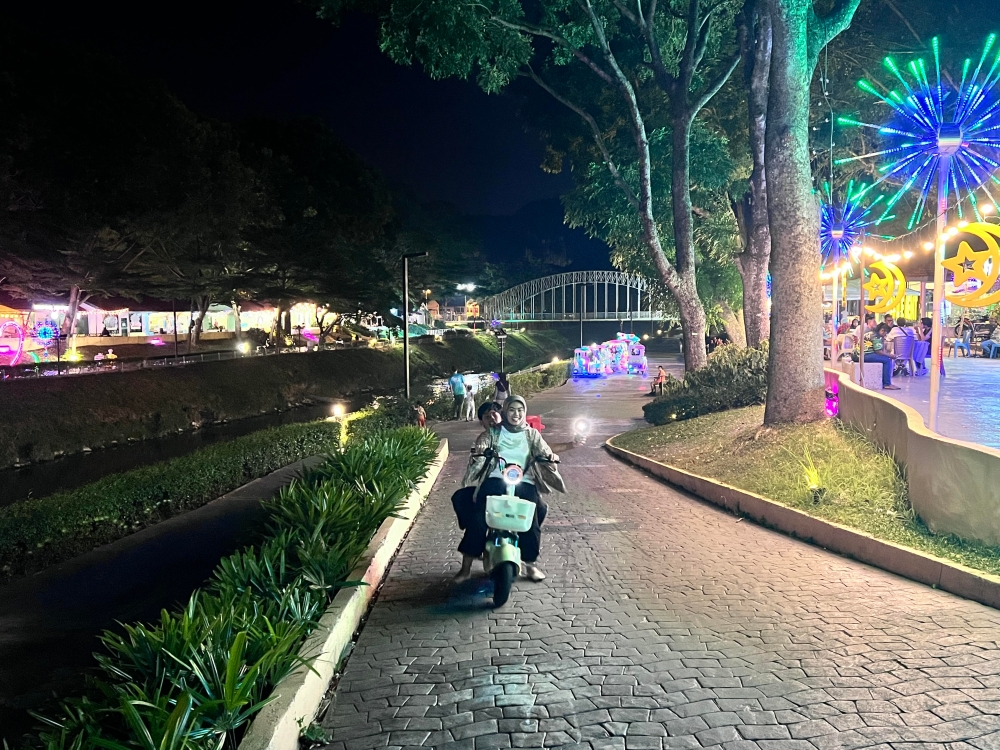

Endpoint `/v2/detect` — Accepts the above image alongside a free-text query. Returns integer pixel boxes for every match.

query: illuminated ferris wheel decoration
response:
[819,181,892,274]
[33,320,59,348]
[837,35,1000,228]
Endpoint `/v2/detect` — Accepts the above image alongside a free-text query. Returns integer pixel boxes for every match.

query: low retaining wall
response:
[239,439,449,750]
[605,440,1000,611]
[826,368,1000,547]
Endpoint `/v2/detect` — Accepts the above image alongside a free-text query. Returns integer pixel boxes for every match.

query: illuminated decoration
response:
[837,35,1000,228]
[819,181,892,276]
[572,333,647,377]
[863,258,908,313]
[825,387,839,417]
[0,320,25,366]
[941,221,1000,306]
[33,320,58,348]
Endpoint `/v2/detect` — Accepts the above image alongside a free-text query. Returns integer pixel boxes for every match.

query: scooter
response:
[481,455,557,607]
[483,459,534,607]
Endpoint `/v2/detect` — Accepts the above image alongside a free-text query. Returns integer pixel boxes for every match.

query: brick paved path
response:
[321,366,1000,750]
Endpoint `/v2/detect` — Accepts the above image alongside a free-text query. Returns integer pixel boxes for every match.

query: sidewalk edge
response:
[239,438,450,750]
[604,437,1000,610]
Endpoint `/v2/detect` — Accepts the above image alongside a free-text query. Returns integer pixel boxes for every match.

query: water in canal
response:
[0,402,338,506]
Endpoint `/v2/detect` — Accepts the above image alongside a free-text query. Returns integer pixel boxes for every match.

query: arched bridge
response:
[478,270,673,323]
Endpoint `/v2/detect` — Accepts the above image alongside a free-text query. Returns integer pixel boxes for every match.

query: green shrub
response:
[31,427,439,750]
[0,421,345,582]
[643,343,768,425]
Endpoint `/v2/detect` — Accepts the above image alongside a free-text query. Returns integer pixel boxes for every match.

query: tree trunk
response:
[734,0,773,348]
[763,0,824,423]
[669,117,708,370]
[271,304,285,343]
[62,285,82,337]
[190,295,211,348]
[735,243,770,346]
[232,300,242,340]
[720,300,747,348]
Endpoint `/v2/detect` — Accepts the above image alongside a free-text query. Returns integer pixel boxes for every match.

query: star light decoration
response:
[837,35,1000,230]
[819,180,893,277]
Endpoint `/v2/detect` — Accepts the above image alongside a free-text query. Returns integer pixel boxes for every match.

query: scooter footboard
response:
[485,495,536,533]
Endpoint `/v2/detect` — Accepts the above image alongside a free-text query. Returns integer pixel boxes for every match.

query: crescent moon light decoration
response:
[864,258,907,313]
[0,320,26,367]
[941,222,1000,307]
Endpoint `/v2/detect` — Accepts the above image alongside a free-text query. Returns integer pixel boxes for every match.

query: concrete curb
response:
[604,439,1000,611]
[239,439,450,750]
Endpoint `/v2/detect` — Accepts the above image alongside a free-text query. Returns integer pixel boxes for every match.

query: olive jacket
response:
[462,426,567,494]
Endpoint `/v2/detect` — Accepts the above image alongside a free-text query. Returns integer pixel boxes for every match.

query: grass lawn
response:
[611,406,1000,577]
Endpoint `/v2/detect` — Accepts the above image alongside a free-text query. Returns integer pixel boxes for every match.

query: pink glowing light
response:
[0,320,25,366]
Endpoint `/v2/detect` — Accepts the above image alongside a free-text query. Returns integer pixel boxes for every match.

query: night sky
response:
[6,0,575,218]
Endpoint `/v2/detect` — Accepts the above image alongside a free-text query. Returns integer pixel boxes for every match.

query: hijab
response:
[501,395,528,433]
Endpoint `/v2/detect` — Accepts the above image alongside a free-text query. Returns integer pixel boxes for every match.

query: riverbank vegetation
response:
[19,427,438,750]
[0,421,346,583]
[613,406,1000,577]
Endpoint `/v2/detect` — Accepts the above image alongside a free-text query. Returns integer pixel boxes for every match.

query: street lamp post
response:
[403,252,428,400]
[495,327,508,372]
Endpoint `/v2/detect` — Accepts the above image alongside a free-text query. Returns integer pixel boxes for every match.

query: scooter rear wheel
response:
[491,562,518,608]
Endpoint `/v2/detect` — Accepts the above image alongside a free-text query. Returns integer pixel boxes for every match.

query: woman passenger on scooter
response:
[455,395,565,583]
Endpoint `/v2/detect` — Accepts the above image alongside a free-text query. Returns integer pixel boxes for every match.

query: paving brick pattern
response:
[320,371,1000,750]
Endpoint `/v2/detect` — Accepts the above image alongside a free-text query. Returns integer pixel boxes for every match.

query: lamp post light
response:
[403,252,428,400]
[456,283,476,328]
[494,327,508,372]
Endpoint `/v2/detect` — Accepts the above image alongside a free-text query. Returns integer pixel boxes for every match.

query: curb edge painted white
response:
[239,439,450,750]
[605,439,1000,611]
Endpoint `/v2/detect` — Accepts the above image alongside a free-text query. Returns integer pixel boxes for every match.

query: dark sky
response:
[7,0,574,217]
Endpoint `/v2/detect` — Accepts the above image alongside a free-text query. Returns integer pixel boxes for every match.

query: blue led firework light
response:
[837,35,1000,229]
[819,180,892,273]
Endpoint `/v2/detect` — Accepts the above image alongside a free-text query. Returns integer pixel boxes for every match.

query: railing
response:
[0,340,373,382]
[496,311,669,322]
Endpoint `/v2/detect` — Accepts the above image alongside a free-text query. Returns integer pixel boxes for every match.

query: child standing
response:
[414,404,427,428]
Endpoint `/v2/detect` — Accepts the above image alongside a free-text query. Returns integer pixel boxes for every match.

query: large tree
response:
[319,0,741,370]
[762,0,862,423]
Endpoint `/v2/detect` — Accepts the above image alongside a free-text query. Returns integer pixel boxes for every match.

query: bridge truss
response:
[478,270,673,323]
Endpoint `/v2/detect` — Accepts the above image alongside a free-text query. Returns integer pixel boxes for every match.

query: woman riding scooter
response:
[455,395,565,582]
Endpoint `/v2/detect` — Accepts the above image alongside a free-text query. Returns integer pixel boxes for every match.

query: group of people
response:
[447,369,511,421]
[833,313,933,389]
[955,316,1000,358]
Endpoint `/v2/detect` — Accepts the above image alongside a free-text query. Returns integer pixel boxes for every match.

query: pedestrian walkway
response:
[320,366,1000,750]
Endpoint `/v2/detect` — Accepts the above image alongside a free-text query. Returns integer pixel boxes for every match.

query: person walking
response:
[448,369,466,420]
[462,376,477,421]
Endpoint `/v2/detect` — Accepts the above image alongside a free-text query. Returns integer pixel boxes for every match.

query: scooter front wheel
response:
[491,561,518,608]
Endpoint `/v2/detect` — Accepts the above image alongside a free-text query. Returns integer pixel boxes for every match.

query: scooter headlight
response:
[502,464,524,485]
[574,419,591,434]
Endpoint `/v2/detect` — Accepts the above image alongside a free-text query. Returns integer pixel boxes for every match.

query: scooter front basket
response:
[485,495,536,533]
